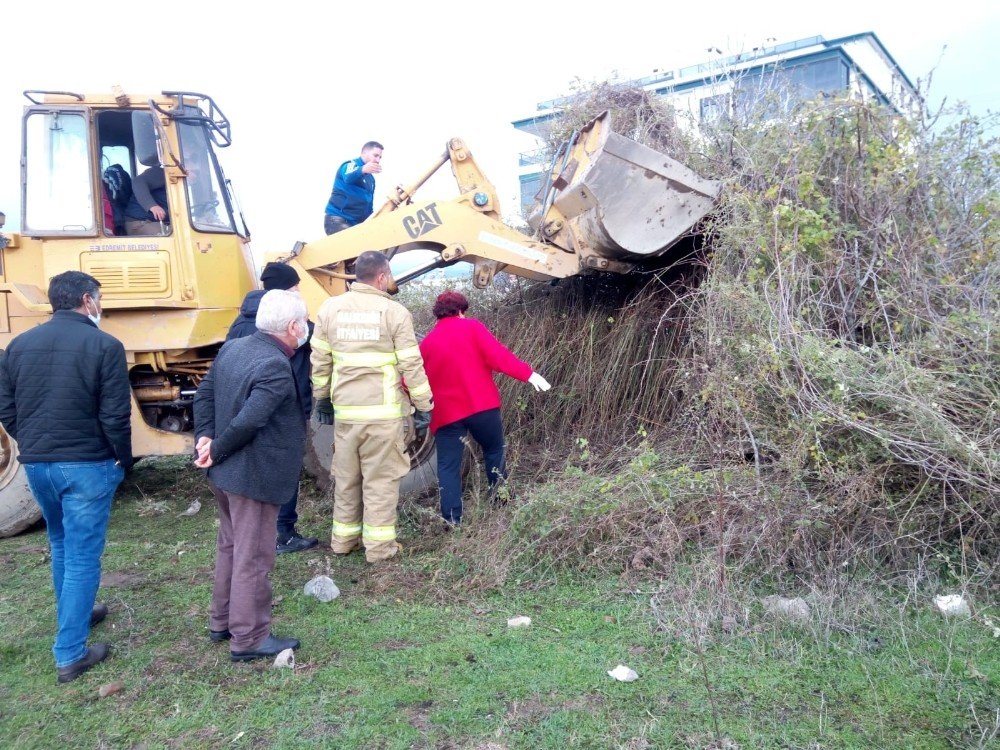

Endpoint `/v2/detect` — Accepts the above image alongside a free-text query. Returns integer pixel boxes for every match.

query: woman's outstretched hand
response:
[528,372,551,392]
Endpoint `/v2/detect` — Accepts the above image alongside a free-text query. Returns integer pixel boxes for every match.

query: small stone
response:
[177,499,201,517]
[761,595,811,622]
[933,594,970,617]
[303,575,340,602]
[507,615,531,628]
[272,649,295,669]
[98,680,124,698]
[607,664,639,682]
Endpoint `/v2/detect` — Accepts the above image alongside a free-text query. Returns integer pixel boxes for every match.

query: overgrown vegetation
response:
[443,80,999,589]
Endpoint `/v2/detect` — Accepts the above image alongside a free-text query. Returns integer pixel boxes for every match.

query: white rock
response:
[303,575,340,602]
[761,595,811,622]
[933,594,970,617]
[507,615,532,628]
[607,664,639,682]
[177,499,201,517]
[272,648,295,669]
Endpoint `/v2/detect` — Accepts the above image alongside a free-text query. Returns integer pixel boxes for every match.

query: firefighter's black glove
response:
[314,398,334,425]
[412,410,431,432]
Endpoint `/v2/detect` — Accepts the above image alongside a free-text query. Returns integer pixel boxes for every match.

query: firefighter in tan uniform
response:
[310,251,433,562]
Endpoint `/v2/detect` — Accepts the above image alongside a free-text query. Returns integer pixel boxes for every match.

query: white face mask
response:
[86,298,101,327]
[294,320,308,349]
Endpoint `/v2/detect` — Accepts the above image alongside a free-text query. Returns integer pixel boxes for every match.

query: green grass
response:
[0,458,996,749]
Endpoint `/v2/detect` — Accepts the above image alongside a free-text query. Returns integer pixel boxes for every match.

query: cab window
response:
[23,111,94,234]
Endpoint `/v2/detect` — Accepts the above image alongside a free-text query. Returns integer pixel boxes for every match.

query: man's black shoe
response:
[56,643,110,684]
[209,629,232,643]
[276,532,318,555]
[90,603,109,627]
[230,634,300,662]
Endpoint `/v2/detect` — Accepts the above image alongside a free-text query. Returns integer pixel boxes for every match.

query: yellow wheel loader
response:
[0,90,719,536]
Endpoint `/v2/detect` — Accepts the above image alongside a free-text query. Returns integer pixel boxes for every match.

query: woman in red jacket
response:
[419,291,550,525]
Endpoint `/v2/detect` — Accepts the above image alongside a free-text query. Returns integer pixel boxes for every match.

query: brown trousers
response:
[332,419,410,562]
[209,484,279,651]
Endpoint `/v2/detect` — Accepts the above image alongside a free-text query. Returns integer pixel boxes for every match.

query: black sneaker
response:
[276,532,319,555]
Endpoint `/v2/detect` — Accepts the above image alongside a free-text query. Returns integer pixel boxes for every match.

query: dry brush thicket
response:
[456,80,997,585]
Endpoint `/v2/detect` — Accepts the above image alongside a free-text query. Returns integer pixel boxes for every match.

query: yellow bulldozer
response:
[0,89,720,536]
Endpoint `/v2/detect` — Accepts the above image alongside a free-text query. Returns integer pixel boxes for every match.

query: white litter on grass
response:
[607,664,639,682]
[933,594,970,617]
[761,595,811,622]
[177,499,201,517]
[303,575,340,602]
[507,616,532,628]
[273,648,295,669]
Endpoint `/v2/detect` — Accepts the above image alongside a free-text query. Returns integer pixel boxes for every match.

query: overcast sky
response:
[1,0,996,263]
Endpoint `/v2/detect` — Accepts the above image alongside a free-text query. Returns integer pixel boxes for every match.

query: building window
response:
[784,58,849,98]
[519,174,542,216]
[700,94,728,125]
[732,57,850,119]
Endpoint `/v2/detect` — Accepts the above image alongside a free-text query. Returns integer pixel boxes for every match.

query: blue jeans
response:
[435,408,506,524]
[24,459,124,667]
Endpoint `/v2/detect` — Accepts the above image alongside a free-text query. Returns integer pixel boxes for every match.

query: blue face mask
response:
[295,320,308,349]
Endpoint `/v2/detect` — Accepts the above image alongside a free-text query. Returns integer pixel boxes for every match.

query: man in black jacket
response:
[194,290,306,661]
[0,271,132,684]
[227,261,318,555]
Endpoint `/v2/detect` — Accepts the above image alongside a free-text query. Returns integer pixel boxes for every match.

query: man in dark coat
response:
[0,270,132,683]
[227,261,318,554]
[194,290,307,662]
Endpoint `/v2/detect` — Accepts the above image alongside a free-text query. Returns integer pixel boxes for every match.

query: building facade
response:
[512,32,921,215]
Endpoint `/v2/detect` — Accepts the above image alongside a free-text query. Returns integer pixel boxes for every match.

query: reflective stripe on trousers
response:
[331,419,409,561]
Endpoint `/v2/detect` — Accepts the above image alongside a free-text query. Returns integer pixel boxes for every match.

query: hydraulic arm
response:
[270,112,721,315]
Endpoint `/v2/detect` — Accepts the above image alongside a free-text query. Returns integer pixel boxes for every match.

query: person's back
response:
[311,251,432,562]
[228,275,311,419]
[0,309,131,465]
[419,316,530,432]
[200,333,306,502]
[227,289,267,341]
[0,270,131,684]
[193,290,309,661]
[416,291,549,526]
[315,282,417,421]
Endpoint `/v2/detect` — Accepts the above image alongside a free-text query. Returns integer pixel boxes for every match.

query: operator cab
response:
[20,90,244,240]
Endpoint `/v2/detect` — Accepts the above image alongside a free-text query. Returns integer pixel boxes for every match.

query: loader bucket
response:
[543,112,721,262]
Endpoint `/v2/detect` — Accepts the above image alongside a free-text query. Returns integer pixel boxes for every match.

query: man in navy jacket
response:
[0,270,132,683]
[323,141,383,235]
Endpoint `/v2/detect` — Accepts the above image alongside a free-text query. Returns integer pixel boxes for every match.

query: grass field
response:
[0,457,996,749]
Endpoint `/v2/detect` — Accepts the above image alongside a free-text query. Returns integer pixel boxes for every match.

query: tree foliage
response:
[479,80,998,577]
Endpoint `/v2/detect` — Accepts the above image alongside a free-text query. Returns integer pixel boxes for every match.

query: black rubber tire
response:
[302,419,439,500]
[0,429,42,538]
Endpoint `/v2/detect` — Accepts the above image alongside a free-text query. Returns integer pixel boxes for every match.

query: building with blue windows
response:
[512,32,921,215]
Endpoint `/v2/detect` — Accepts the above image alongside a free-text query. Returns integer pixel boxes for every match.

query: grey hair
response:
[255,289,307,334]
